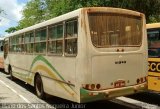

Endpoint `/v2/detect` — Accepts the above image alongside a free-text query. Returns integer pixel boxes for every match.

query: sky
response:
[0,0,29,37]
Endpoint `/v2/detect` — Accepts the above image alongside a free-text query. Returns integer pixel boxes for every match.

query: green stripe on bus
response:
[30,55,77,94]
[30,55,65,81]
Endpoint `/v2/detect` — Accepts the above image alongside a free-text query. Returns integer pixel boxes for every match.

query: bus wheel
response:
[35,74,45,99]
[9,67,15,81]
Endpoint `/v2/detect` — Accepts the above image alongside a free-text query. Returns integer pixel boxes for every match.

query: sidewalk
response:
[0,79,27,103]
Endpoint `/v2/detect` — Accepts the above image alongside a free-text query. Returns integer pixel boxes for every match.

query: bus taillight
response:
[82,84,101,90]
[85,84,89,89]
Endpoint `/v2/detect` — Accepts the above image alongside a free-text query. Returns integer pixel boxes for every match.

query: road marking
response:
[19,94,31,103]
[115,96,159,109]
[0,79,31,103]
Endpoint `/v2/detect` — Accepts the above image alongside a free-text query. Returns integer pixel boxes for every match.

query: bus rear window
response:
[88,13,142,48]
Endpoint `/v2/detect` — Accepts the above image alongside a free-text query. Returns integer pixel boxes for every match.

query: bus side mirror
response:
[1,46,3,51]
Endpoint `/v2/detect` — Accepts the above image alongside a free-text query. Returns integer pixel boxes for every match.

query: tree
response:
[107,0,160,23]
[130,0,160,23]
[5,27,17,33]
[45,0,73,18]
[18,0,47,29]
[53,0,160,23]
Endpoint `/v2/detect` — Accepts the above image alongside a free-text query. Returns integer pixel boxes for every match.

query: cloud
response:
[0,16,10,27]
[0,0,25,27]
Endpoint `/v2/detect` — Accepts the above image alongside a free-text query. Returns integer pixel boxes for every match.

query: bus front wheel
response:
[35,74,45,99]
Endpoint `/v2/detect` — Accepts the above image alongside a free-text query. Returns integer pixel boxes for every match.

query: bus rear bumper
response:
[80,82,147,103]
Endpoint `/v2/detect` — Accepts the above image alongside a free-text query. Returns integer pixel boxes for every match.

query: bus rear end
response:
[147,23,160,92]
[80,8,148,102]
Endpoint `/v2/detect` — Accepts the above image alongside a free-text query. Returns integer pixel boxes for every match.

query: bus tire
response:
[9,66,15,81]
[35,74,45,99]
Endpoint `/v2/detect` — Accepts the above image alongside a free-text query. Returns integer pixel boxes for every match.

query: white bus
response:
[4,7,148,103]
[0,37,4,70]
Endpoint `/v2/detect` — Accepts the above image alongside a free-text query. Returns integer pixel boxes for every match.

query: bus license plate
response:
[114,80,125,88]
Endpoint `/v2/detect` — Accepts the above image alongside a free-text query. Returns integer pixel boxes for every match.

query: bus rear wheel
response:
[35,74,45,99]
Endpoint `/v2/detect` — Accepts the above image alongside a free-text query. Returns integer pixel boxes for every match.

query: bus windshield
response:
[0,40,4,52]
[147,29,160,57]
[88,13,142,48]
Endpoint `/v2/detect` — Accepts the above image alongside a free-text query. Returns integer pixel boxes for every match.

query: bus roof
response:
[146,23,160,29]
[4,7,142,38]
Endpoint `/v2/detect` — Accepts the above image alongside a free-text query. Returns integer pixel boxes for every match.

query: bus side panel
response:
[0,53,4,69]
[8,53,80,102]
[48,57,77,102]
[9,54,34,84]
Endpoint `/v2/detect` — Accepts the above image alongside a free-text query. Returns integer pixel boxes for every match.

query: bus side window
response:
[25,32,34,53]
[48,23,63,55]
[35,27,47,54]
[17,34,25,53]
[65,19,78,56]
[10,36,18,53]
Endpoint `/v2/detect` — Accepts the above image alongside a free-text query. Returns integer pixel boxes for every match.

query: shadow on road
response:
[127,91,160,106]
[43,95,132,109]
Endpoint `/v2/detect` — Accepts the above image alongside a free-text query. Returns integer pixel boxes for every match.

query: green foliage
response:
[45,0,70,17]
[5,0,160,33]
[5,27,18,33]
[149,15,160,23]
[18,0,47,29]
[130,0,160,23]
[102,0,160,23]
